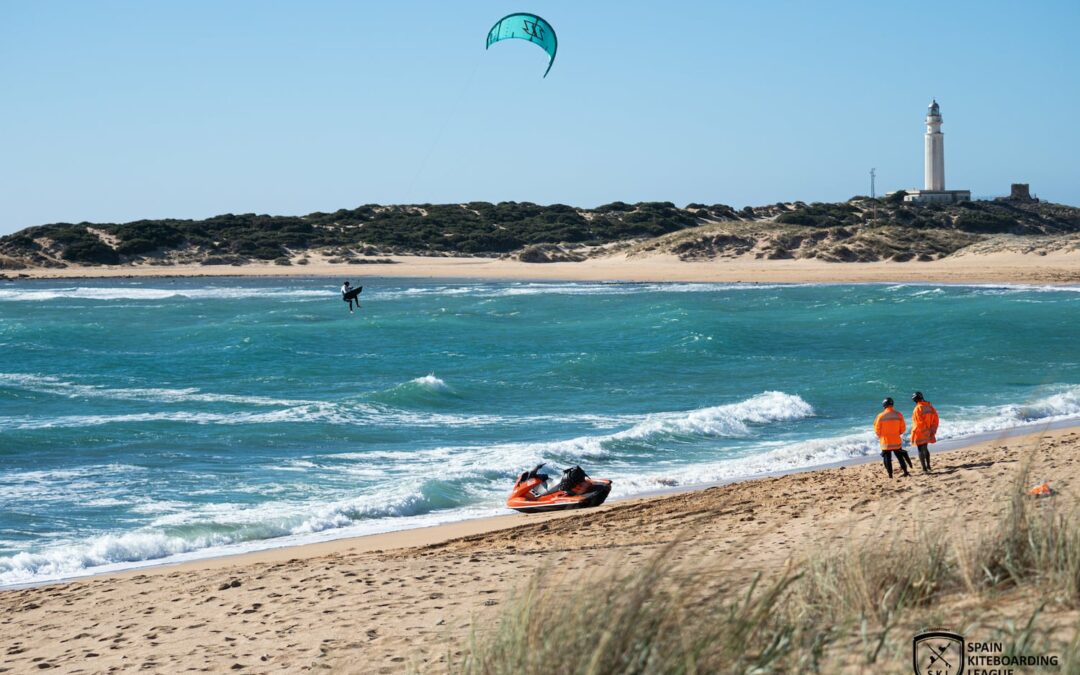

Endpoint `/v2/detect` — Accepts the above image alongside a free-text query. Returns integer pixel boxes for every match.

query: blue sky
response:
[1,1,1077,234]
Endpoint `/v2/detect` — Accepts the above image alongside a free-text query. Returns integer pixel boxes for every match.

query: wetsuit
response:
[342,284,359,312]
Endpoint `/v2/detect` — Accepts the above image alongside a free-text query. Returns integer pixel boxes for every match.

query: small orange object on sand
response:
[1028,482,1054,497]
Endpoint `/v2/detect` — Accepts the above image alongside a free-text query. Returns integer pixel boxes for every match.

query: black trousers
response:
[916,443,931,471]
[882,449,913,477]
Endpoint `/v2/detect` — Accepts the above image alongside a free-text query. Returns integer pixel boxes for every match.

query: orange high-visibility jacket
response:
[874,406,906,451]
[911,400,939,445]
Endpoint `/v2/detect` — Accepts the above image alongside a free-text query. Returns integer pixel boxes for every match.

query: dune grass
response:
[450,464,1080,674]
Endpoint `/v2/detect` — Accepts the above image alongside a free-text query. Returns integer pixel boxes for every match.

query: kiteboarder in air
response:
[341,281,362,314]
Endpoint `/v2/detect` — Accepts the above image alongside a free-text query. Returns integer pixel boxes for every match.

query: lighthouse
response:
[924,100,945,191]
[891,100,970,204]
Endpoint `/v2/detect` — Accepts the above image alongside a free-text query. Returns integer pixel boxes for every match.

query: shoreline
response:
[4,250,1080,285]
[3,424,1078,672]
[8,417,1078,590]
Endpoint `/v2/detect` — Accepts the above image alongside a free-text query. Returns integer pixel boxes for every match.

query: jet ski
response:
[506,464,612,513]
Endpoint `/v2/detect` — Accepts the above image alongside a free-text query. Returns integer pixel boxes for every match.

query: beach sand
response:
[8,249,1080,285]
[2,426,1077,673]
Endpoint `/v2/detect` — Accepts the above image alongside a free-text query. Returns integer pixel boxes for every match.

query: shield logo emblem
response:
[913,631,964,675]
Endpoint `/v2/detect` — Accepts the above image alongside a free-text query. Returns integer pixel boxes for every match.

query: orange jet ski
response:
[507,464,612,513]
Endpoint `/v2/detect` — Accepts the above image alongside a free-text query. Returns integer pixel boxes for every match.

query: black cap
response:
[912,391,924,402]
[882,397,894,407]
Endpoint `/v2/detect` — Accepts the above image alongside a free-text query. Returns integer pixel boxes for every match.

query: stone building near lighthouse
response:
[890,100,971,204]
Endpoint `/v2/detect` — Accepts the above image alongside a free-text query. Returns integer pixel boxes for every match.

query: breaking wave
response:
[0,373,313,407]
[369,374,458,409]
[617,385,1080,490]
[0,486,497,586]
[0,286,330,302]
[3,386,1080,585]
[372,281,795,300]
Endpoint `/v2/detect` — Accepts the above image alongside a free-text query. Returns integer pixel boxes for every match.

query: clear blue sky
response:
[2,1,1078,234]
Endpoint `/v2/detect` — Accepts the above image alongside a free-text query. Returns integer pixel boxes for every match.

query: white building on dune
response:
[892,100,971,204]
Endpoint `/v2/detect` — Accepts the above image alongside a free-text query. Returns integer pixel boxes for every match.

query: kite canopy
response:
[485,13,557,78]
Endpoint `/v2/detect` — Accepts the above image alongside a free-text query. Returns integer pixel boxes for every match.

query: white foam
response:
[0,373,313,407]
[612,385,1080,491]
[882,282,1080,295]
[3,281,1075,306]
[614,391,814,441]
[408,374,450,391]
[0,494,502,586]
[1,392,817,583]
[937,386,1080,438]
[0,531,220,584]
[323,393,817,483]
[0,404,519,431]
[0,287,329,302]
[5,386,1080,586]
[372,281,796,300]
[613,432,877,491]
[0,374,633,431]
[510,391,815,460]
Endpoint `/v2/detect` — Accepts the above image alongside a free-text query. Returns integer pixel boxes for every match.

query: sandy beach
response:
[6,3,1079,673]
[2,425,1077,673]
[4,256,1080,672]
[6,249,1080,285]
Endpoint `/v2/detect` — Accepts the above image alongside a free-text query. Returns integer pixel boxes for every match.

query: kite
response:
[486,13,557,78]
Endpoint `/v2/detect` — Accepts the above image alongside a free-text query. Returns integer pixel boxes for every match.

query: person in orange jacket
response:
[910,391,939,473]
[875,397,913,478]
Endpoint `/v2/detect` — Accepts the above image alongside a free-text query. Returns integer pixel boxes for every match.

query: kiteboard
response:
[342,286,363,301]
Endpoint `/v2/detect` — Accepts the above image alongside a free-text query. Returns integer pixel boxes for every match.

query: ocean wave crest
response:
[0,483,489,586]
[0,287,329,302]
[4,385,1080,585]
[0,373,313,407]
[614,391,814,442]
[348,392,817,482]
[375,281,795,300]
[410,374,450,391]
[939,386,1080,438]
[618,385,1080,491]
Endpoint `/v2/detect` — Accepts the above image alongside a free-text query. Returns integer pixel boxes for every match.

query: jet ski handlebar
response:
[517,463,550,484]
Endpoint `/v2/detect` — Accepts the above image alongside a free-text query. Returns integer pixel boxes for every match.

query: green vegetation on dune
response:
[0,198,1077,268]
[0,201,702,267]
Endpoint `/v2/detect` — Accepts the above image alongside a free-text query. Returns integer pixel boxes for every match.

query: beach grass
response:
[450,462,1080,674]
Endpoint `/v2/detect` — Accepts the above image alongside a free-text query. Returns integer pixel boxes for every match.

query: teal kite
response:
[485,13,557,78]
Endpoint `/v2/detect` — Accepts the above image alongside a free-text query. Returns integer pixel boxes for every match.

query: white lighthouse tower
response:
[893,99,970,204]
[924,100,945,191]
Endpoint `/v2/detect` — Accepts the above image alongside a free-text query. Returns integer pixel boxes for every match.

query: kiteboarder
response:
[910,392,940,473]
[341,281,362,314]
[875,397,913,478]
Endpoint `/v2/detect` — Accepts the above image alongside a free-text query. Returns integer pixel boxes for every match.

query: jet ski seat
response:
[533,466,588,497]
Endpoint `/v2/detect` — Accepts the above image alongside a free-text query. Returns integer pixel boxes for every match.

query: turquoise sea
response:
[1,277,1078,585]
